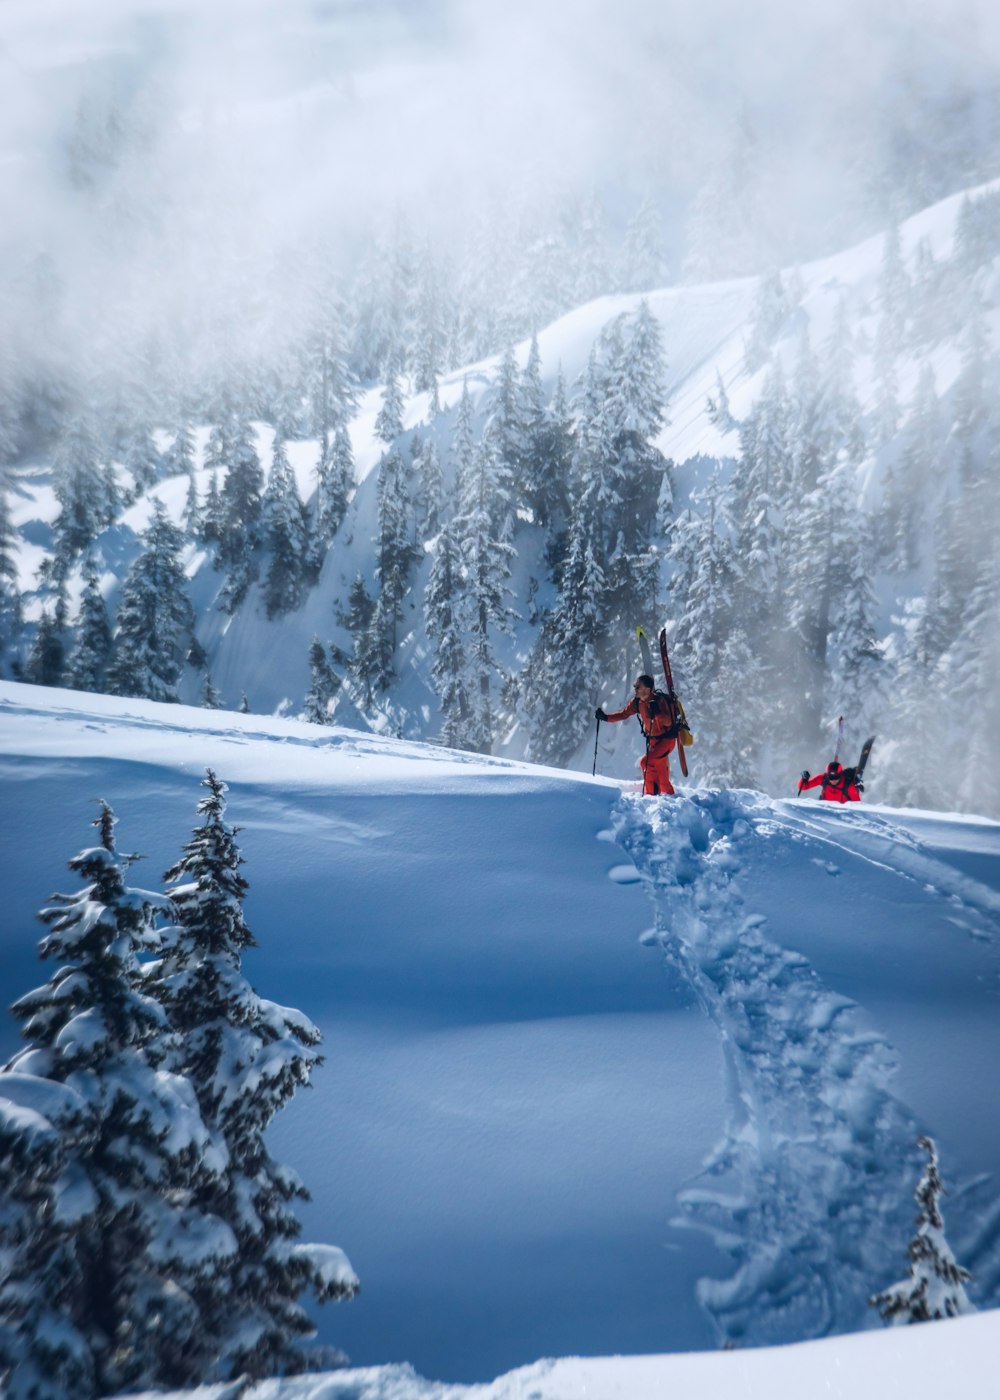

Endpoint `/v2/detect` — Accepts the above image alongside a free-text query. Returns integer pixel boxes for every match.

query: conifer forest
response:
[1,1,999,815]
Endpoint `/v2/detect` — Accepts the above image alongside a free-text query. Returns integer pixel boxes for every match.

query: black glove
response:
[595,708,608,722]
[800,770,810,782]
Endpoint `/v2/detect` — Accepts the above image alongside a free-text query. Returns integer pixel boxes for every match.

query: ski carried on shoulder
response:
[636,625,656,680]
[636,625,693,778]
[658,628,691,777]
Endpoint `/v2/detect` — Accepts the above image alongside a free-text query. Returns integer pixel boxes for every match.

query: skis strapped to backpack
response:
[637,626,691,777]
[820,716,845,799]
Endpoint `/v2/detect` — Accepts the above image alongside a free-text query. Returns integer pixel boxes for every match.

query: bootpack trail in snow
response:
[607,789,1000,1347]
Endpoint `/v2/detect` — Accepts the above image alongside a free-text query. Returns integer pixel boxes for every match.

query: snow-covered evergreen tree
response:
[364,446,421,695]
[826,512,889,740]
[744,270,793,373]
[411,434,443,540]
[947,548,1000,814]
[410,239,449,399]
[669,477,763,786]
[3,802,225,1396]
[618,195,669,293]
[524,365,574,538]
[572,303,668,645]
[0,1065,98,1399]
[523,493,608,766]
[374,359,405,446]
[164,421,197,480]
[122,422,160,499]
[216,413,264,612]
[66,561,112,693]
[200,469,223,546]
[481,344,525,514]
[573,189,611,306]
[303,637,340,724]
[340,574,378,708]
[200,672,223,709]
[261,432,309,619]
[882,362,940,572]
[452,440,518,753]
[450,377,477,505]
[872,221,908,445]
[871,1136,974,1324]
[303,280,359,443]
[0,485,23,659]
[785,317,866,742]
[424,520,472,750]
[51,414,117,567]
[107,501,194,702]
[23,610,65,689]
[315,425,355,551]
[154,772,358,1379]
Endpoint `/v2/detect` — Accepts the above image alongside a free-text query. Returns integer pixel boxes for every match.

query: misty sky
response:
[1,0,998,382]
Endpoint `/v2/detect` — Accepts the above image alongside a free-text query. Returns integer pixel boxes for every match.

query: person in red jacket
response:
[798,760,862,803]
[596,674,679,796]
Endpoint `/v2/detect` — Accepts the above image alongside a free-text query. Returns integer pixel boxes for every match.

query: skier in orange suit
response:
[596,674,679,796]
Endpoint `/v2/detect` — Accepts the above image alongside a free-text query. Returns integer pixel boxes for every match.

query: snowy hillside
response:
[4,174,1000,819]
[3,680,1000,1393]
[129,1308,1000,1400]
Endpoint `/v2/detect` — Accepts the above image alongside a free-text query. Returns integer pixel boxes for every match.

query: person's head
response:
[634,674,655,697]
[827,760,842,774]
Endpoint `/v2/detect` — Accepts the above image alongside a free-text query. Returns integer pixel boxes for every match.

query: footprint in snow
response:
[608,863,643,884]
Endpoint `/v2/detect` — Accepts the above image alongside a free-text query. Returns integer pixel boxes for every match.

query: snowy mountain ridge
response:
[3,680,1000,1391]
[5,173,1000,817]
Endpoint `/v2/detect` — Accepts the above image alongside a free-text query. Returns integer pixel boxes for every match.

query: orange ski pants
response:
[640,747,675,796]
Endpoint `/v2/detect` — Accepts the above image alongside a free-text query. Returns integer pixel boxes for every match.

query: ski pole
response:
[592,716,601,776]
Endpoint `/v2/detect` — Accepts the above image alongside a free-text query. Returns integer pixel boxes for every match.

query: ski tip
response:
[636,625,647,639]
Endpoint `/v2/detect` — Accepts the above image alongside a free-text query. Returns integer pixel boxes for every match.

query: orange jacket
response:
[604,691,679,758]
[798,768,861,803]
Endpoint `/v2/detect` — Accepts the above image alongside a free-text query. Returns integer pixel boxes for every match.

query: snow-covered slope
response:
[7,180,997,741]
[2,681,1000,1390]
[131,1307,1000,1400]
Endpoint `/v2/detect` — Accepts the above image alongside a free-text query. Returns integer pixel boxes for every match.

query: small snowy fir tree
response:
[23,610,65,689]
[314,424,355,551]
[164,421,197,480]
[0,1066,98,1400]
[201,672,223,709]
[412,434,443,540]
[107,500,195,702]
[424,520,472,749]
[303,637,340,724]
[744,269,793,373]
[0,485,23,658]
[51,413,118,567]
[217,413,264,611]
[870,1136,975,1324]
[523,494,608,766]
[66,560,113,692]
[261,431,309,619]
[122,422,161,498]
[155,772,358,1379]
[452,440,518,753]
[374,359,405,445]
[618,193,669,293]
[2,802,225,1396]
